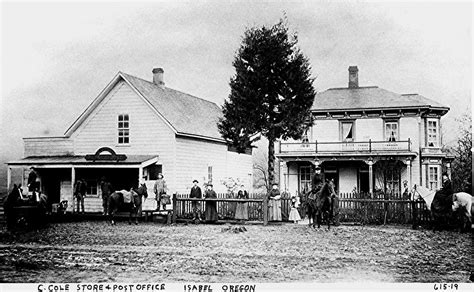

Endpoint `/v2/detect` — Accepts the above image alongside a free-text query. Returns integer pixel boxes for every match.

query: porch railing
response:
[279,139,411,153]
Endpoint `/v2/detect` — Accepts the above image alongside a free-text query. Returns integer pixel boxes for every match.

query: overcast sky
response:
[0,1,472,166]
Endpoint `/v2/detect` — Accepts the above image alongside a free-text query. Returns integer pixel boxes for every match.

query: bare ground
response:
[0,221,472,283]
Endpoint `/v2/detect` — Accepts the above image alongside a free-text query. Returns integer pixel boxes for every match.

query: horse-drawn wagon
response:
[3,185,52,230]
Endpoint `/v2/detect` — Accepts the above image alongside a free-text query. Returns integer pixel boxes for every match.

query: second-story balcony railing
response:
[279,139,412,154]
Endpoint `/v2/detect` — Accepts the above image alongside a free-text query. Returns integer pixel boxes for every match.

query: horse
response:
[452,192,472,232]
[108,183,148,225]
[304,181,335,229]
[412,184,462,231]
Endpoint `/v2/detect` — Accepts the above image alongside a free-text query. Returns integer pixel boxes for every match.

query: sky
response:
[0,1,472,192]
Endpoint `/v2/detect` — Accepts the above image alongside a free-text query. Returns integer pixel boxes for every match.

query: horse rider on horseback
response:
[310,166,325,200]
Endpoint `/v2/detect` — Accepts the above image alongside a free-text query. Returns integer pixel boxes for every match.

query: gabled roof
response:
[311,86,449,113]
[65,72,225,142]
[120,73,224,141]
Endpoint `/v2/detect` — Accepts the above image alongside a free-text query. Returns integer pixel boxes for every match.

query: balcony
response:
[279,139,412,154]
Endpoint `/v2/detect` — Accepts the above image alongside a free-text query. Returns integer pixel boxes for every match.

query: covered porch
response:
[277,152,417,198]
[7,149,160,213]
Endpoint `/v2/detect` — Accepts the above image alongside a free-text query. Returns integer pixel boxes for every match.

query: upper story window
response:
[385,121,399,142]
[340,121,354,142]
[118,114,130,144]
[427,119,439,147]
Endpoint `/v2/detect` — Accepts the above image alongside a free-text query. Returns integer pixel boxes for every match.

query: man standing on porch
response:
[74,178,87,214]
[100,177,112,216]
[153,173,168,211]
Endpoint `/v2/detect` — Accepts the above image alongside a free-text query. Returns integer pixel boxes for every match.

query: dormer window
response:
[427,119,439,147]
[118,114,130,144]
[384,121,399,142]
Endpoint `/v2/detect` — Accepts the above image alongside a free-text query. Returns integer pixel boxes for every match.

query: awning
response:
[8,155,159,168]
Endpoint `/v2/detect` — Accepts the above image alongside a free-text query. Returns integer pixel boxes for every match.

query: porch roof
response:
[8,155,159,167]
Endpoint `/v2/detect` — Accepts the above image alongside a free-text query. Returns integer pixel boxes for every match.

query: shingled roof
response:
[120,72,224,141]
[65,71,225,142]
[312,86,449,113]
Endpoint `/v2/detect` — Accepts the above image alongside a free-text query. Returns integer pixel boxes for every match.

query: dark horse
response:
[108,183,148,225]
[304,182,335,229]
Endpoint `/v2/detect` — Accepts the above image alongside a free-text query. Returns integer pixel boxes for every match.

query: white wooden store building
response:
[7,68,253,212]
[277,66,453,197]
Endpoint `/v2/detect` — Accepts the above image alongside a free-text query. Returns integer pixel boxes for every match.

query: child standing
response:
[288,195,301,223]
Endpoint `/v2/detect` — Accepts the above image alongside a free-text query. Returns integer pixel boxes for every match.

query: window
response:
[118,114,130,144]
[340,121,354,141]
[385,121,399,142]
[427,119,439,147]
[428,166,439,190]
[86,180,98,196]
[299,166,312,194]
[385,169,400,196]
[208,166,213,183]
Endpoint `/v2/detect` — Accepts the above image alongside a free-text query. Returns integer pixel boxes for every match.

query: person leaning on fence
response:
[154,173,169,211]
[74,178,87,214]
[100,176,112,215]
[234,185,249,221]
[189,179,202,222]
[267,183,282,222]
[204,183,218,223]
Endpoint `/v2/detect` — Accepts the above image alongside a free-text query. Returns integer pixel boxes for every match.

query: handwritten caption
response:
[37,284,166,292]
[36,284,257,292]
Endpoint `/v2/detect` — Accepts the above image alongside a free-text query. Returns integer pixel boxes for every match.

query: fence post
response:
[172,193,177,223]
[263,197,268,226]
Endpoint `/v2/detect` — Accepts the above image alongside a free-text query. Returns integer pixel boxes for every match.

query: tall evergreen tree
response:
[218,19,316,185]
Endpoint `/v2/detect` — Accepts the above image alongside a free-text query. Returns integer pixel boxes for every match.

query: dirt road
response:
[0,221,471,282]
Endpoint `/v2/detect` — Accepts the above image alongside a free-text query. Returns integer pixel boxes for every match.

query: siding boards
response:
[73,81,176,157]
[24,138,74,157]
[175,137,227,193]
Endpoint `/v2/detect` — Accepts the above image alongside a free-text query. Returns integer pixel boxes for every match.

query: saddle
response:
[120,190,134,204]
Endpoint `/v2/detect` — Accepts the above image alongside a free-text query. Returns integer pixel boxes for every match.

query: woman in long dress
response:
[234,186,249,221]
[204,184,218,223]
[267,184,282,221]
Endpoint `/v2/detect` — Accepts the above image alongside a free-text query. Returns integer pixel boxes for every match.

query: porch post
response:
[7,166,11,191]
[279,161,285,192]
[368,159,374,195]
[138,166,144,185]
[406,159,412,189]
[71,166,76,213]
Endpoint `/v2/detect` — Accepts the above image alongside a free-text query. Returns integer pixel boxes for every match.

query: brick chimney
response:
[348,66,359,88]
[152,68,165,88]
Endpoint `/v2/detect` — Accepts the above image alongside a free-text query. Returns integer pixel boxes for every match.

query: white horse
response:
[452,192,472,231]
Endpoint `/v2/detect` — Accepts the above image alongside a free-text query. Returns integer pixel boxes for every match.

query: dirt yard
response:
[0,221,472,283]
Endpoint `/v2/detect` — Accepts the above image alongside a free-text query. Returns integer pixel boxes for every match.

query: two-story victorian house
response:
[7,68,253,212]
[276,66,452,197]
